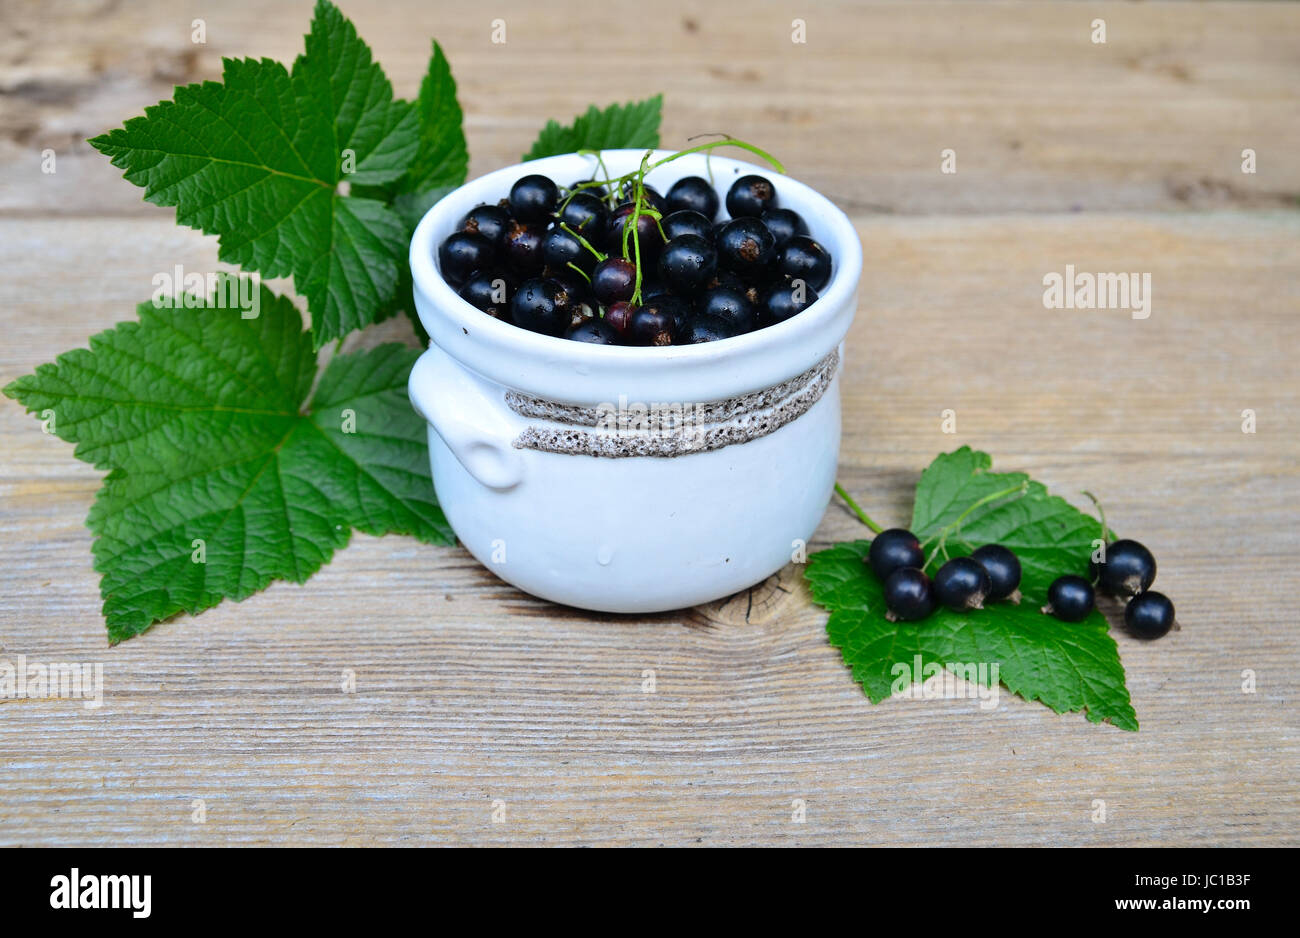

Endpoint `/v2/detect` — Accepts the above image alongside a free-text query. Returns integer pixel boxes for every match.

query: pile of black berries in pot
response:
[436,162,834,345]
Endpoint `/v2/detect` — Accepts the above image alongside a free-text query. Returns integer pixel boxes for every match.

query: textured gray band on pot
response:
[506,349,839,458]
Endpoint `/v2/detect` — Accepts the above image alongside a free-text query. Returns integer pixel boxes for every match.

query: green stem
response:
[685,132,729,185]
[1082,490,1110,543]
[647,138,785,175]
[575,150,618,202]
[592,152,616,203]
[834,483,883,535]
[573,138,782,216]
[627,152,653,303]
[578,138,783,305]
[560,179,611,216]
[921,480,1029,569]
[921,481,1029,546]
[559,222,606,261]
[650,211,668,242]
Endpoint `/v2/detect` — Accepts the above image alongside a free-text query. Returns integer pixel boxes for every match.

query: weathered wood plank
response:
[2,0,1296,846]
[2,1,1297,218]
[1,211,1295,845]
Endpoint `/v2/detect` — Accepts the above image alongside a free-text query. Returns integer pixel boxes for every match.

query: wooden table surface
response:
[1,0,1297,847]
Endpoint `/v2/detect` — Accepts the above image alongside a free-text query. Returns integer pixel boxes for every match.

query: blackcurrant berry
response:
[458,271,513,319]
[1093,539,1157,598]
[645,292,692,332]
[883,567,936,622]
[460,203,511,247]
[509,174,559,222]
[638,275,667,299]
[550,273,592,316]
[510,277,570,337]
[716,217,776,275]
[1042,575,1095,622]
[501,221,546,276]
[662,210,713,242]
[970,544,1022,602]
[681,313,736,344]
[607,203,666,260]
[705,269,746,292]
[437,231,494,286]
[761,208,808,248]
[867,528,924,581]
[933,557,993,611]
[1125,591,1175,640]
[569,179,608,200]
[697,286,757,333]
[568,300,598,330]
[628,301,678,346]
[726,174,777,217]
[565,319,620,344]
[776,236,832,291]
[603,301,637,338]
[666,175,719,219]
[658,234,718,294]
[558,192,608,246]
[591,257,637,305]
[619,181,667,214]
[542,226,595,273]
[760,280,819,325]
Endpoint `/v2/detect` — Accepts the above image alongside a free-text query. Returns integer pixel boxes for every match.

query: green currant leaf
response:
[807,449,1136,730]
[391,40,468,230]
[4,277,451,643]
[87,0,418,347]
[912,447,1104,595]
[355,39,465,341]
[523,95,663,161]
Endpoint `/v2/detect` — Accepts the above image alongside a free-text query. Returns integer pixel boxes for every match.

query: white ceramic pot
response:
[408,149,862,612]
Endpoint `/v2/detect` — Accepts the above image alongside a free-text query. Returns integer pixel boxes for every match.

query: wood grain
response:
[1,0,1297,846]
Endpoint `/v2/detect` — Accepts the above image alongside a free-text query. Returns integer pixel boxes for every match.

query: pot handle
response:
[408,347,525,491]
